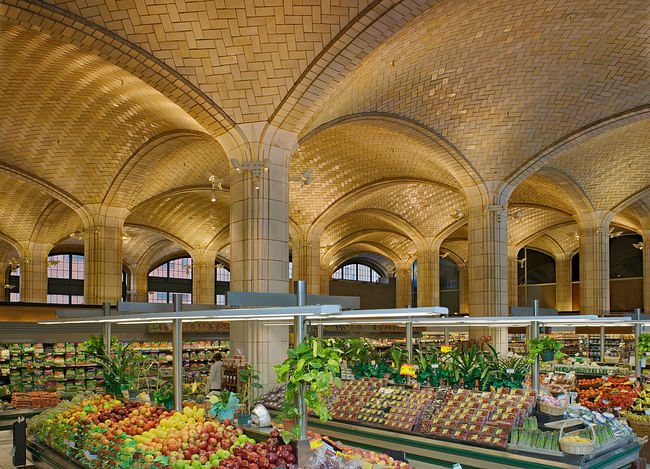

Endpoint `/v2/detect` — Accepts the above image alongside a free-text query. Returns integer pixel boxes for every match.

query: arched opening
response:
[215,262,230,305]
[6,265,20,302]
[147,257,192,304]
[47,253,84,304]
[332,262,383,283]
[440,258,460,315]
[517,248,556,308]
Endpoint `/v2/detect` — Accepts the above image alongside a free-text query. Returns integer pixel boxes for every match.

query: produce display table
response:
[0,407,47,431]
[307,417,642,469]
[27,438,84,469]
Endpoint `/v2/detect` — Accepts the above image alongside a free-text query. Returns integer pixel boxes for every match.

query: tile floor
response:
[0,429,32,469]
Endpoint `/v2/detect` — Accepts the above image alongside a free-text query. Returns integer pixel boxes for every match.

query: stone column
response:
[578,219,610,316]
[192,255,216,304]
[458,264,469,315]
[555,253,573,311]
[18,242,51,303]
[507,252,519,311]
[395,262,412,308]
[220,124,296,390]
[83,206,128,305]
[133,266,149,302]
[291,238,321,294]
[417,250,440,307]
[643,230,649,314]
[466,195,508,355]
[467,201,508,317]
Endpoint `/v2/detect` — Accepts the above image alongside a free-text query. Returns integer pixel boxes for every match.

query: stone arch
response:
[501,106,650,202]
[299,113,482,189]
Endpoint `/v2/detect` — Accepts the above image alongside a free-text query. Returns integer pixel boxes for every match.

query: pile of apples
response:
[36,394,298,469]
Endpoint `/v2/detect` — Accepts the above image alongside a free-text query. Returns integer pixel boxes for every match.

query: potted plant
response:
[450,345,483,389]
[84,335,135,395]
[528,336,566,362]
[479,344,530,390]
[385,345,408,384]
[237,364,262,425]
[274,338,342,441]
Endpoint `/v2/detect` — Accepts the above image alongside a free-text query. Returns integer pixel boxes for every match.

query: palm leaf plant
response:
[450,345,483,389]
[385,345,408,384]
[479,344,530,390]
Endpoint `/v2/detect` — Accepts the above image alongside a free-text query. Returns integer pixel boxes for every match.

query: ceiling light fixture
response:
[633,241,644,250]
[508,209,526,220]
[609,227,624,238]
[451,209,465,220]
[517,257,527,267]
[289,170,314,186]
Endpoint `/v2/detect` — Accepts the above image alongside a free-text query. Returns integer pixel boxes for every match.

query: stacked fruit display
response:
[30,394,298,469]
[384,387,436,432]
[328,378,387,422]
[424,388,535,448]
[577,375,638,411]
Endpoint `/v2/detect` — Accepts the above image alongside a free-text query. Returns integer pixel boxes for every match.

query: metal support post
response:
[317,323,323,339]
[600,325,605,363]
[406,321,413,362]
[444,327,450,346]
[636,308,642,377]
[532,299,540,394]
[294,281,307,440]
[172,294,183,411]
[102,302,112,356]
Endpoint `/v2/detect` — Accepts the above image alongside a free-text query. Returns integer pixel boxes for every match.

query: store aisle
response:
[0,429,32,469]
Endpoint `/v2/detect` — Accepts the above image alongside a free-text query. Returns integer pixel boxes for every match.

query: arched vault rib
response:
[309,178,461,240]
[299,113,481,189]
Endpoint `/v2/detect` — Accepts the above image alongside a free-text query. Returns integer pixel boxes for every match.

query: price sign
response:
[431,363,439,369]
[309,438,323,450]
[506,368,514,374]
[441,345,453,353]
[644,410,650,416]
[400,363,416,377]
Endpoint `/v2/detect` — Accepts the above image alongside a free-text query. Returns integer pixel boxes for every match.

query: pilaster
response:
[507,253,519,311]
[458,265,469,315]
[291,238,321,294]
[643,230,649,314]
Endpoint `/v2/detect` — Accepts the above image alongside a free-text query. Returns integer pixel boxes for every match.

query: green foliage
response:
[638,334,650,357]
[449,345,483,389]
[527,336,566,361]
[274,338,342,438]
[386,345,408,384]
[479,344,530,390]
[238,363,262,413]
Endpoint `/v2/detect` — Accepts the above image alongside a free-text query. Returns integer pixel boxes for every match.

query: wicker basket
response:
[628,419,650,460]
[539,400,567,416]
[559,421,595,455]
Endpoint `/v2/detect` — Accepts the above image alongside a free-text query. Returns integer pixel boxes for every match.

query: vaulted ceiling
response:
[0,0,647,275]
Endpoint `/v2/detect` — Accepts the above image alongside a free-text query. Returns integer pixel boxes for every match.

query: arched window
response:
[215,264,230,305]
[331,263,381,283]
[147,257,192,304]
[440,258,460,314]
[517,248,555,308]
[47,253,84,304]
[7,265,20,302]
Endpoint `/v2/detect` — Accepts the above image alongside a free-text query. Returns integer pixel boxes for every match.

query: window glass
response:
[610,234,643,278]
[10,292,20,302]
[149,264,167,278]
[148,291,168,303]
[332,263,382,283]
[47,294,69,304]
[216,294,226,305]
[216,267,230,282]
[71,255,85,280]
[169,258,192,279]
[47,255,69,279]
[357,264,371,282]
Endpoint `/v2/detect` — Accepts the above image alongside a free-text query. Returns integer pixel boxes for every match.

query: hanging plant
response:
[274,338,342,442]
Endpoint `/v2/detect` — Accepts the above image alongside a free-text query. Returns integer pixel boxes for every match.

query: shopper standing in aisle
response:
[207,352,223,393]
